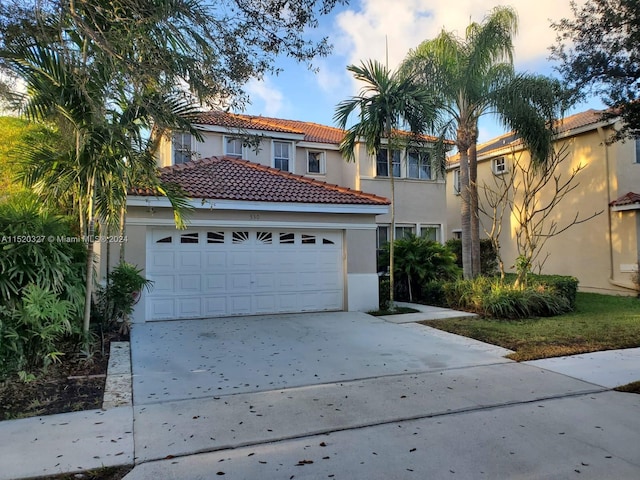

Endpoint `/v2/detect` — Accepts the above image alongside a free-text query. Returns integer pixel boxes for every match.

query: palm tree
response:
[402,6,565,279]
[8,42,195,334]
[334,60,437,310]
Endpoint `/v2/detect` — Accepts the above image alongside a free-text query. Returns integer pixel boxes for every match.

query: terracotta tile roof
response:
[475,109,608,157]
[610,192,640,207]
[447,109,611,166]
[195,111,443,145]
[132,156,390,205]
[196,112,345,144]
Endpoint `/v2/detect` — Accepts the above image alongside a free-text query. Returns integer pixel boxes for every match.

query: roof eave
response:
[127,195,389,215]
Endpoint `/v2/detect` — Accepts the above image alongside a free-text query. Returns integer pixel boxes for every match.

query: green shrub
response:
[379,235,460,302]
[0,195,85,378]
[0,194,86,306]
[1,284,75,375]
[531,274,579,308]
[420,280,447,307]
[503,273,579,308]
[444,238,498,275]
[95,262,152,334]
[443,276,572,319]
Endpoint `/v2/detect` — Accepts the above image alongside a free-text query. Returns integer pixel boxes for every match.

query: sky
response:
[240,0,605,144]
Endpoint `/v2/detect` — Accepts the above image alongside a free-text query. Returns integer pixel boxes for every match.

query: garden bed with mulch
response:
[0,334,121,421]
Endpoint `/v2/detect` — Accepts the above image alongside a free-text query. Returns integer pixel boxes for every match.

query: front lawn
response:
[420,292,640,361]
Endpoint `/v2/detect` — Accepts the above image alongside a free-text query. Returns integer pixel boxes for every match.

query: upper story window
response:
[453,168,461,194]
[273,141,292,171]
[635,138,640,164]
[225,137,243,158]
[376,148,401,177]
[492,156,507,174]
[307,151,325,174]
[408,149,432,180]
[173,132,192,165]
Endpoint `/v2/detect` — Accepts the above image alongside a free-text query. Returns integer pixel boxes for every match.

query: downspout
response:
[597,126,614,281]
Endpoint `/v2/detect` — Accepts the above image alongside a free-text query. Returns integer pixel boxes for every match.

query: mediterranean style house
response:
[157,112,448,254]
[447,109,640,295]
[110,112,447,322]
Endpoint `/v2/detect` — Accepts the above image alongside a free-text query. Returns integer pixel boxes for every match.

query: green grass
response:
[420,292,640,361]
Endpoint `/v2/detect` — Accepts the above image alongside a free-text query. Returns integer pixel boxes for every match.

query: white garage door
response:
[145,228,344,320]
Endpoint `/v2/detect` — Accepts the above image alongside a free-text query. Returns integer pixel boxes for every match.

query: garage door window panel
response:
[302,234,316,244]
[279,232,295,244]
[180,232,199,244]
[207,232,225,244]
[233,231,249,244]
[257,232,273,244]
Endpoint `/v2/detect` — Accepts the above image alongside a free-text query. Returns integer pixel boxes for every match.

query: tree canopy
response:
[552,0,640,139]
[0,116,62,201]
[0,0,344,110]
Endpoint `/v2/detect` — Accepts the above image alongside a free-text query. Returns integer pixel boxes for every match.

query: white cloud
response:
[334,0,585,71]
[244,78,286,117]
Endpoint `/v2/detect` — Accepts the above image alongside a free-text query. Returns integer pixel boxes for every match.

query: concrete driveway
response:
[126,312,640,479]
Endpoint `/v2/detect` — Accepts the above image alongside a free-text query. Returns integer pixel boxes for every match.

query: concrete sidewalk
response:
[525,347,640,388]
[379,301,478,323]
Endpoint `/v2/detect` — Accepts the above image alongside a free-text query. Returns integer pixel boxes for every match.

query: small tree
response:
[480,145,602,287]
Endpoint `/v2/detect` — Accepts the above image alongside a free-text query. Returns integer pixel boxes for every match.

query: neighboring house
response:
[447,109,640,295]
[157,112,448,255]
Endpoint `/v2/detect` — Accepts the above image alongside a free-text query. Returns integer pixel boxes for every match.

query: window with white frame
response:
[453,168,461,194]
[452,230,462,240]
[492,156,507,174]
[419,225,441,242]
[376,225,389,251]
[395,225,415,240]
[635,138,640,163]
[376,148,401,177]
[408,149,432,179]
[225,137,243,158]
[307,151,325,174]
[273,141,292,171]
[172,132,192,165]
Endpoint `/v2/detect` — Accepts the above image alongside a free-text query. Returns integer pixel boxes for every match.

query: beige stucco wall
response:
[354,142,448,239]
[446,127,640,295]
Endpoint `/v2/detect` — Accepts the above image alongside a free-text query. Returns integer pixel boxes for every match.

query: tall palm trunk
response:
[459,147,472,280]
[469,137,481,277]
[119,204,126,262]
[83,173,96,334]
[387,119,396,311]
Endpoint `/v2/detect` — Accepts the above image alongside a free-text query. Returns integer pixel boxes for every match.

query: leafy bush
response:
[420,280,447,307]
[503,273,579,309]
[379,235,460,302]
[0,195,85,379]
[95,262,152,334]
[444,238,498,275]
[1,284,75,376]
[0,194,85,306]
[443,276,573,319]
